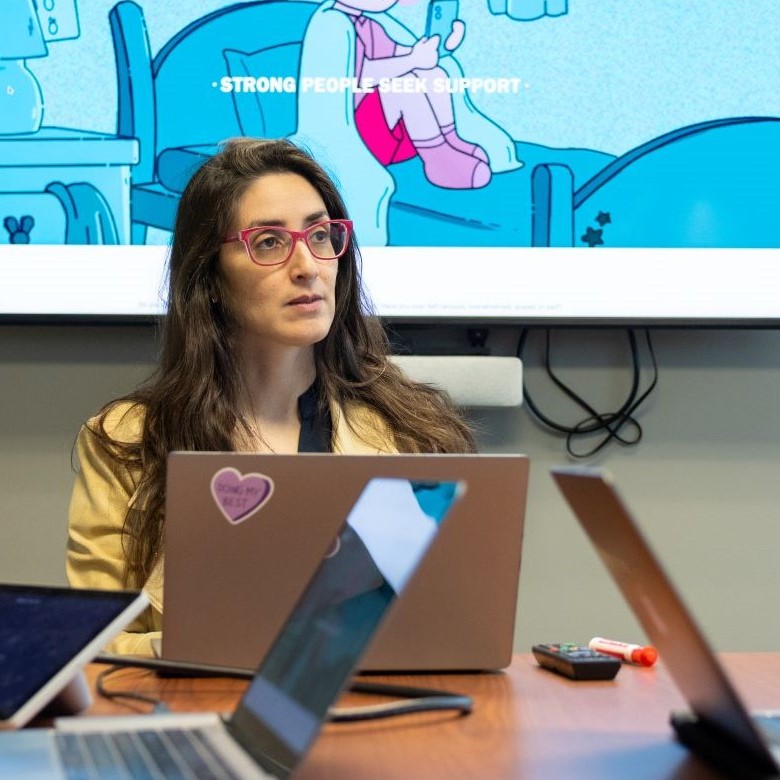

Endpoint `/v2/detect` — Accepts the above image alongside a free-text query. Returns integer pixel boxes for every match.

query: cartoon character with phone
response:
[330,0,491,189]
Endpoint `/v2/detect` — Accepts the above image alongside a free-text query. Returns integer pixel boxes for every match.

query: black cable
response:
[95,665,170,713]
[93,654,473,722]
[330,681,472,722]
[517,328,658,458]
[94,653,254,679]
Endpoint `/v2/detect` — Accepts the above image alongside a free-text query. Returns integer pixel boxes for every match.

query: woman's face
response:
[218,172,339,352]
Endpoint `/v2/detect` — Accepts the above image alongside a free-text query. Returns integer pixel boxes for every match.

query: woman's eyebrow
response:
[244,211,329,229]
[304,210,329,224]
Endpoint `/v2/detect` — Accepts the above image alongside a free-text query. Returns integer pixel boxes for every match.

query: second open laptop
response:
[0,476,465,778]
[552,466,780,780]
[161,452,529,672]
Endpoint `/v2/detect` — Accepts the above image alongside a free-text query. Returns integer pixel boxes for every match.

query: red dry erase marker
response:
[588,637,658,667]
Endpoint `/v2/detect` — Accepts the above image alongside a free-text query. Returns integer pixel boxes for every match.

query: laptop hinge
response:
[222,711,293,780]
[671,710,780,780]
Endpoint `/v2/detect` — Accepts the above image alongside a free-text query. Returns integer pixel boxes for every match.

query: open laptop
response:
[0,476,465,778]
[552,466,780,780]
[0,585,148,729]
[161,452,528,672]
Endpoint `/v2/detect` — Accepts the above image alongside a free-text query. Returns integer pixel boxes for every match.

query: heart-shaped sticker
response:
[210,467,274,525]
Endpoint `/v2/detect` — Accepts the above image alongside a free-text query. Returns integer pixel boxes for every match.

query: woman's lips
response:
[287,295,323,310]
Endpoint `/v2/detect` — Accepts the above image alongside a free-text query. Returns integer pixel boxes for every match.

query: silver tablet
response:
[0,584,148,728]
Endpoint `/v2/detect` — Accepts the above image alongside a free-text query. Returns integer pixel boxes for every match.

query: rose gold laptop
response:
[160,453,529,672]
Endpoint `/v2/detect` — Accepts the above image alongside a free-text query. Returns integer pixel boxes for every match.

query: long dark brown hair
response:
[87,137,475,587]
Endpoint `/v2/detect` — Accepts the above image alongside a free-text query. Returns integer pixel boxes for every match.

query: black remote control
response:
[532,643,621,681]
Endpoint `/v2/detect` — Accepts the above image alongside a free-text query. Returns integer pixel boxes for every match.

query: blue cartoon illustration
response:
[289,0,522,242]
[0,0,778,254]
[333,0,492,189]
[0,0,136,244]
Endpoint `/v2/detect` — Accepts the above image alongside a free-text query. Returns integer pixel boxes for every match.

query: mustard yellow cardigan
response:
[66,400,396,656]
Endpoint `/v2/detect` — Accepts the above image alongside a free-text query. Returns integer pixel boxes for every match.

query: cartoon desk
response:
[0,128,139,245]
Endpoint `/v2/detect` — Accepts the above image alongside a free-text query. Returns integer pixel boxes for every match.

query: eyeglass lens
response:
[248,222,348,264]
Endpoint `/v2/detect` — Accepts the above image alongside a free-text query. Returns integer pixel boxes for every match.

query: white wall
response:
[2,324,779,652]
[476,328,780,652]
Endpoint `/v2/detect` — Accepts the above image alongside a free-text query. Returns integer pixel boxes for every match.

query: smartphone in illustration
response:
[425,0,459,56]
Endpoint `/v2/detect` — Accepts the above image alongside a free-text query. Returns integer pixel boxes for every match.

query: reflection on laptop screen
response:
[227,477,462,774]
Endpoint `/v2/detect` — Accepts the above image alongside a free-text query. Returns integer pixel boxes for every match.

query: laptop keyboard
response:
[55,728,244,780]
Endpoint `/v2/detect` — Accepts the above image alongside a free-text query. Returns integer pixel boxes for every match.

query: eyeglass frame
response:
[222,219,353,266]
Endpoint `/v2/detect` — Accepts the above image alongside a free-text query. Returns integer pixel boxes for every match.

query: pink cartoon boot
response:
[414,135,491,189]
[440,123,490,164]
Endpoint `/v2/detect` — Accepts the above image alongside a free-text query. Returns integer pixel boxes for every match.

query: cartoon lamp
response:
[0,0,48,135]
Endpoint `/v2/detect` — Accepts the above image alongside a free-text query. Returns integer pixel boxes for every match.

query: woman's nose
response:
[288,236,318,277]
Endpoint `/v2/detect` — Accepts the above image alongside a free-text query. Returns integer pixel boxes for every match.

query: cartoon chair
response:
[109,1,320,244]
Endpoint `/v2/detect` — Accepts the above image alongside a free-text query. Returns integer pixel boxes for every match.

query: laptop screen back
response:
[163,452,528,673]
[227,477,464,777]
[551,467,771,758]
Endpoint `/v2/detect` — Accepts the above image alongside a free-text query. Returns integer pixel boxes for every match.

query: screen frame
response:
[3,245,780,329]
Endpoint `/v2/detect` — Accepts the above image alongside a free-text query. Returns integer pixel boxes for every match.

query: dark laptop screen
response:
[228,478,462,776]
[0,586,141,721]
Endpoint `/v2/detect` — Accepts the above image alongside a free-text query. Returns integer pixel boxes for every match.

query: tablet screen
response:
[0,585,144,723]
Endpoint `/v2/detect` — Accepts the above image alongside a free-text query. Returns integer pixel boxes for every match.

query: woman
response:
[67,137,475,655]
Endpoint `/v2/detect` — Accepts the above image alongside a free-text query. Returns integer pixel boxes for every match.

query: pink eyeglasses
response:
[223,219,353,266]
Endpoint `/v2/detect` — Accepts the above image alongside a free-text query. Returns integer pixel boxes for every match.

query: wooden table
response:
[74,653,780,779]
